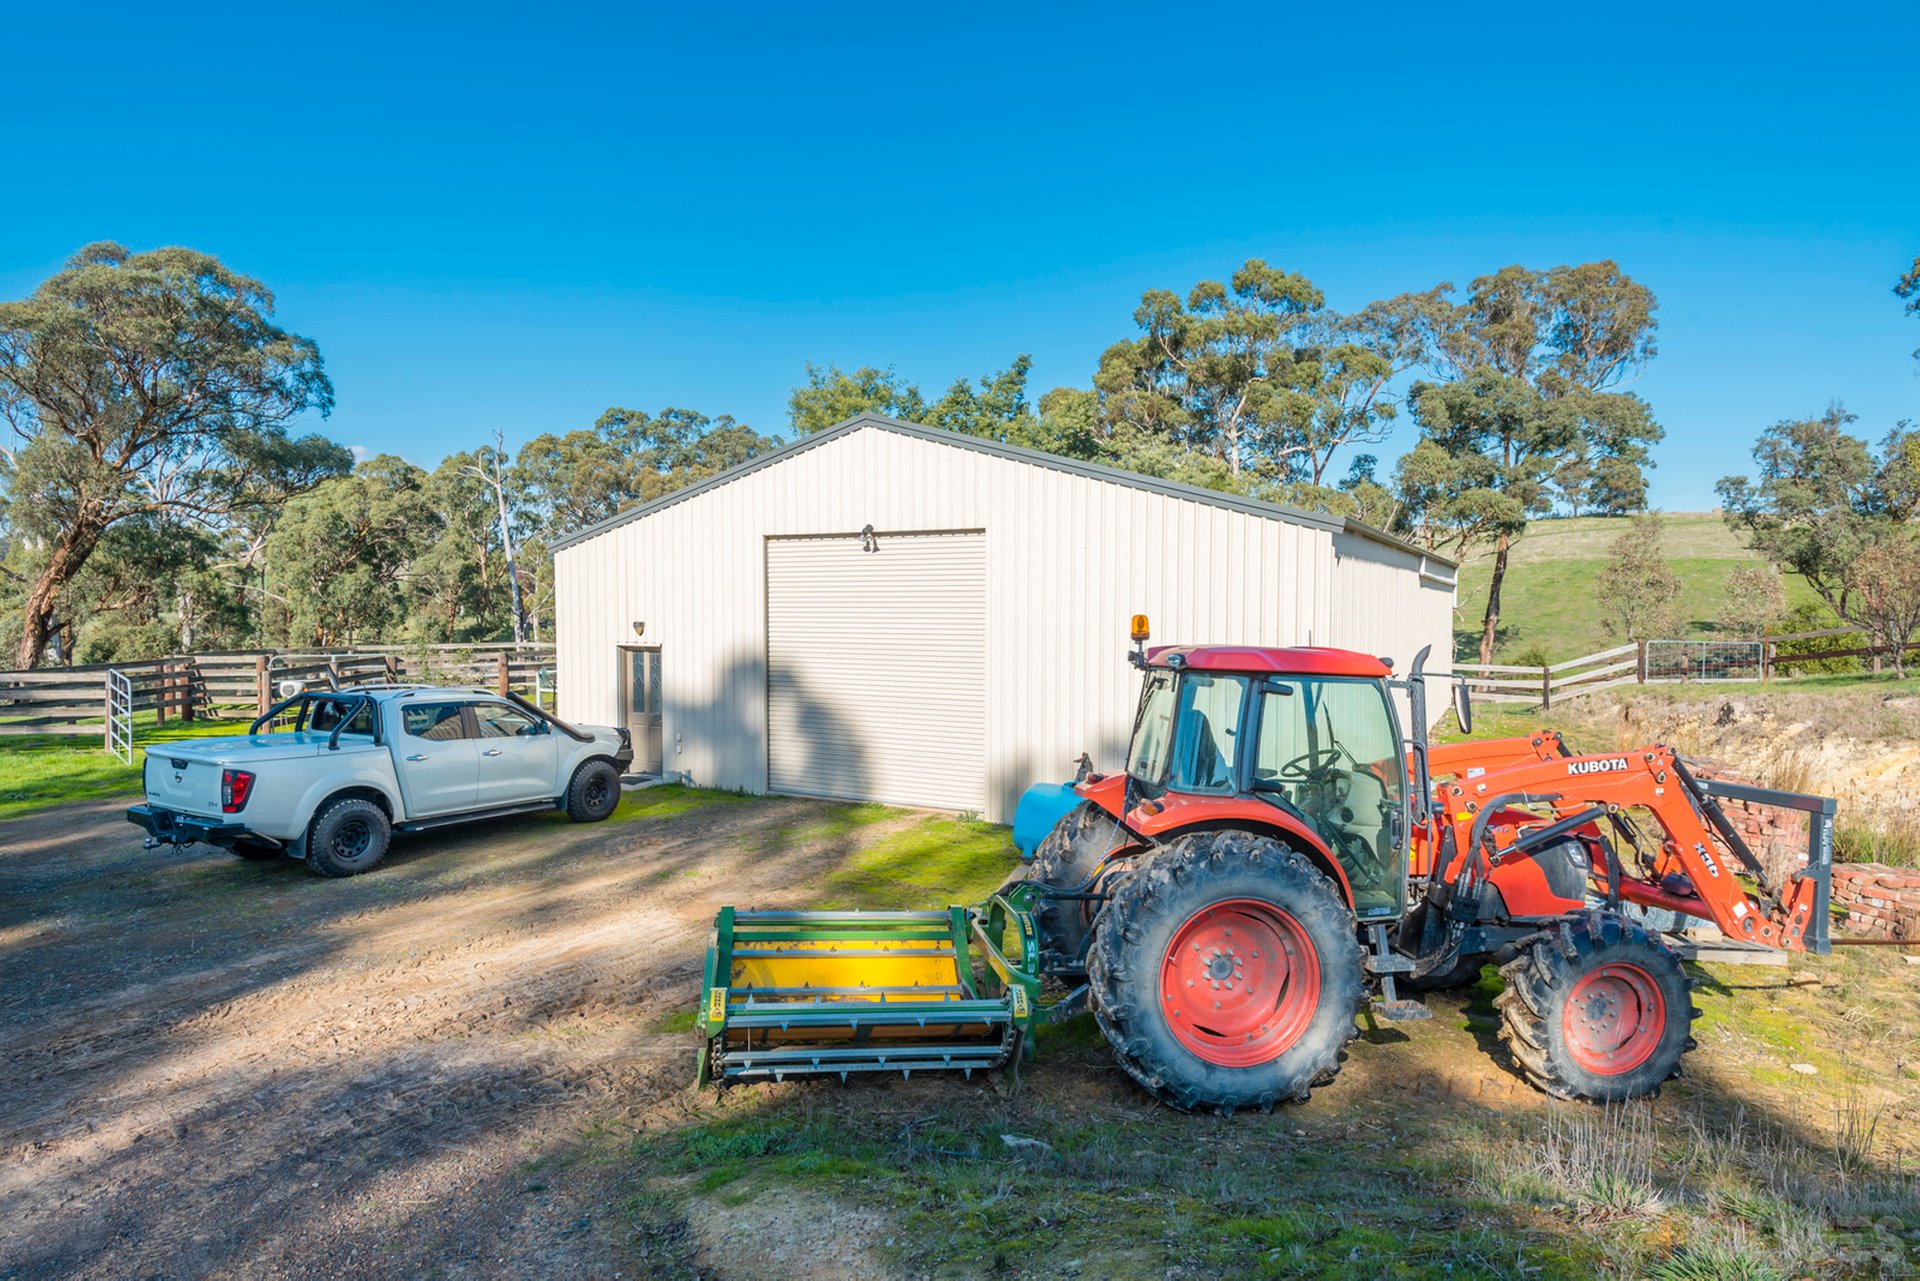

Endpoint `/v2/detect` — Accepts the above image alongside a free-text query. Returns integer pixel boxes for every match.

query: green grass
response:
[1456,513,1823,664]
[607,783,754,823]
[816,812,1019,909]
[0,714,243,822]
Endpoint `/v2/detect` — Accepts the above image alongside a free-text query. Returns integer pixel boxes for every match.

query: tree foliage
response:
[0,243,345,666]
[1399,262,1662,666]
[1595,513,1683,640]
[1718,564,1788,640]
[1851,538,1920,678]
[1898,255,1920,361]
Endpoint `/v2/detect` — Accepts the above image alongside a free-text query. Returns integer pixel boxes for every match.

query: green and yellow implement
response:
[696,887,1060,1084]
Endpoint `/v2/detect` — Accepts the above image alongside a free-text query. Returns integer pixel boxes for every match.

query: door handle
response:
[482,749,503,757]
[406,753,428,762]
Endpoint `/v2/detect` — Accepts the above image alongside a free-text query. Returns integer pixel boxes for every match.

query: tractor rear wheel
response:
[1495,911,1697,1101]
[1088,829,1365,1113]
[1031,802,1128,975]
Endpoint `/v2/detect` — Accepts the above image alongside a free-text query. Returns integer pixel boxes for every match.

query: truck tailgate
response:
[146,752,225,818]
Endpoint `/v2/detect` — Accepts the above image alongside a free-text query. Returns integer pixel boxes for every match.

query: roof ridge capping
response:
[549,411,1456,570]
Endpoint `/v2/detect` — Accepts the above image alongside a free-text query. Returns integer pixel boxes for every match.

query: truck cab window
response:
[307,698,375,737]
[473,704,542,738]
[403,703,469,741]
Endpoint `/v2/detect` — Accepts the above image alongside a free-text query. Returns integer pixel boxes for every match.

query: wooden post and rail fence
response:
[0,644,557,744]
[1463,627,1913,709]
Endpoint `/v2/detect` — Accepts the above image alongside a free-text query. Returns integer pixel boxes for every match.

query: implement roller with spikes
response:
[699,617,1839,1112]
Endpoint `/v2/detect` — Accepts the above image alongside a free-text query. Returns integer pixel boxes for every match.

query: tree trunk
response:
[1478,532,1511,673]
[15,523,104,668]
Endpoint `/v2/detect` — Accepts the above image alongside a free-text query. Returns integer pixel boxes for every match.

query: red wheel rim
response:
[1159,898,1320,1067]
[1561,963,1666,1074]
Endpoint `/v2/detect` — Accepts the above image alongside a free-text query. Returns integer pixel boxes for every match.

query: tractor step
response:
[1374,999,1433,1022]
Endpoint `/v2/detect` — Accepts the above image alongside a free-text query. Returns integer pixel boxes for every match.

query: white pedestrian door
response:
[766,531,987,811]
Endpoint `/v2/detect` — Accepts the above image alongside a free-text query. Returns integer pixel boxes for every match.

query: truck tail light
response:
[222,769,255,813]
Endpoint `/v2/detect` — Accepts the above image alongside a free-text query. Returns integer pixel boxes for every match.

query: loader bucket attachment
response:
[697,902,1040,1084]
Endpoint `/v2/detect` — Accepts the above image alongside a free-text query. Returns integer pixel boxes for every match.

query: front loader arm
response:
[1425,730,1569,779]
[1434,747,1833,953]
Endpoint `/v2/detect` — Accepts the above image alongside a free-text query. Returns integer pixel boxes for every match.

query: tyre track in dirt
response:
[0,792,898,1279]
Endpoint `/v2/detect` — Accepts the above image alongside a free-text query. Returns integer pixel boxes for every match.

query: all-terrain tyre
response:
[1030,802,1129,975]
[565,760,621,822]
[1087,829,1366,1114]
[229,839,283,862]
[304,797,392,878]
[1495,911,1698,1101]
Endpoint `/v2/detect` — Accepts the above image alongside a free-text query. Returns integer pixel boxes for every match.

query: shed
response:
[552,414,1457,822]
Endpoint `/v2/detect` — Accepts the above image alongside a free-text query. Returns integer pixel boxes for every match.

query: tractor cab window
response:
[1253,677,1406,915]
[1127,670,1249,796]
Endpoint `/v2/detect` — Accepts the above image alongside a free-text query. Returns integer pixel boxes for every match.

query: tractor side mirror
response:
[1453,678,1474,736]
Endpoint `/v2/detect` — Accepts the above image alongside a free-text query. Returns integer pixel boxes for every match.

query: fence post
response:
[1636,640,1647,684]
[1761,634,1771,683]
[154,662,169,727]
[256,654,270,715]
[496,652,510,696]
[1680,653,1690,684]
[385,654,399,682]
[181,659,196,722]
[1540,664,1552,712]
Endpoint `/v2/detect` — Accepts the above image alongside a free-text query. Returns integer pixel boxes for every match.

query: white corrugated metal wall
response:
[554,421,1456,821]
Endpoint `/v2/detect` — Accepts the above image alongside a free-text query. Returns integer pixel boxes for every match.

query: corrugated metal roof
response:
[548,412,1456,570]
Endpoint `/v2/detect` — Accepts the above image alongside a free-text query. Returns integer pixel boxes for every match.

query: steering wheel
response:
[1274,744,1348,781]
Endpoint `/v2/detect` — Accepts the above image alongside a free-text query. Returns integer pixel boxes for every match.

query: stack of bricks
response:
[1684,757,1811,884]
[1831,865,1920,940]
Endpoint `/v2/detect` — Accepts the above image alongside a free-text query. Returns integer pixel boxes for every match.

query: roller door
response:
[766,531,987,810]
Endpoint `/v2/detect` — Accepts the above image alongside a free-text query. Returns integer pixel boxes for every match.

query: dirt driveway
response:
[0,787,897,1280]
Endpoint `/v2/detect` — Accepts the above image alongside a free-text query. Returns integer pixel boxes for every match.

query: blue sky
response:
[5,2,1917,509]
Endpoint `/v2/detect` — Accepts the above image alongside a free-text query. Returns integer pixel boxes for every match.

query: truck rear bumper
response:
[126,803,263,850]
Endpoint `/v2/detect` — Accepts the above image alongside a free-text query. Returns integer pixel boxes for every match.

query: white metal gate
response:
[105,669,134,765]
[765,530,987,811]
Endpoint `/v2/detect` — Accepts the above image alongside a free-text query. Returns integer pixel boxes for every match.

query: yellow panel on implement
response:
[696,905,1041,1084]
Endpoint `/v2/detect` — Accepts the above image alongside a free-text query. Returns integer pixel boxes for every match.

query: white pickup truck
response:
[127,686,634,876]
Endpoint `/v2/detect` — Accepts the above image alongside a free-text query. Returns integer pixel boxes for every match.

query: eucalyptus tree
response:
[1406,261,1661,666]
[0,243,345,667]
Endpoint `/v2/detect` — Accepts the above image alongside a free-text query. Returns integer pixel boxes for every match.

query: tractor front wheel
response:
[1031,802,1129,975]
[1495,911,1697,1101]
[1087,829,1365,1113]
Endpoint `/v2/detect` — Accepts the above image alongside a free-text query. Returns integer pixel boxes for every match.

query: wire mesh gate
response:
[1643,641,1764,683]
[105,669,134,764]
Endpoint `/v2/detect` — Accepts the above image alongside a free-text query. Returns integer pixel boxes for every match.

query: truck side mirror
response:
[1453,679,1473,736]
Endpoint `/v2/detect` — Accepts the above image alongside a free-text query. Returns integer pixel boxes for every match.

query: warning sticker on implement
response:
[1010,986,1030,1019]
[708,988,727,1024]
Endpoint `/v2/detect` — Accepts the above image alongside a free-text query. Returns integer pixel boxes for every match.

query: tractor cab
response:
[1120,644,1411,917]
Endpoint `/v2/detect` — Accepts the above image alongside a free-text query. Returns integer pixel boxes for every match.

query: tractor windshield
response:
[1127,671,1247,795]
[1252,677,1406,916]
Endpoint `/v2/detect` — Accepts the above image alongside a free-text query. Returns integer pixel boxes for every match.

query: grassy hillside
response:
[1454,512,1825,664]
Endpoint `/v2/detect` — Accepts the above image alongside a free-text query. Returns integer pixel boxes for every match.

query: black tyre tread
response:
[305,797,391,878]
[1030,802,1127,973]
[1087,829,1366,1114]
[1494,910,1700,1102]
[566,759,621,822]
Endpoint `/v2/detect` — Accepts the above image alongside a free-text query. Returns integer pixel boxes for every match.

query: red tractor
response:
[698,625,1835,1113]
